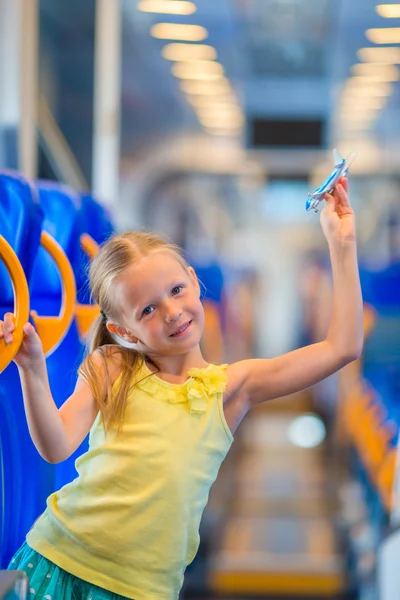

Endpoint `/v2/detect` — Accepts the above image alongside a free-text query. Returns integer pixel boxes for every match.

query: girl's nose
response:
[165,305,182,323]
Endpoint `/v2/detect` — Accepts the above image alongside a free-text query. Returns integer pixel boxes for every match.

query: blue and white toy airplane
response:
[306,149,357,212]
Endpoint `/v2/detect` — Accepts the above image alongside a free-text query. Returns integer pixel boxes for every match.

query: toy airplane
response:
[306,149,357,212]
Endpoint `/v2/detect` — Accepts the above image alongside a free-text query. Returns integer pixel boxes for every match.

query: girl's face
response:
[109,252,205,357]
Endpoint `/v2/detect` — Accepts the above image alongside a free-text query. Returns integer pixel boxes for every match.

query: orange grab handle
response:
[80,233,100,260]
[75,234,101,339]
[363,302,377,339]
[0,235,30,372]
[30,231,76,356]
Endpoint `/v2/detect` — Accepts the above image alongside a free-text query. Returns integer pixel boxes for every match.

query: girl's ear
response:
[187,266,201,297]
[106,322,138,344]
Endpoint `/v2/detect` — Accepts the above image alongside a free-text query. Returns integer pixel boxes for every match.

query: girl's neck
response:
[145,348,208,380]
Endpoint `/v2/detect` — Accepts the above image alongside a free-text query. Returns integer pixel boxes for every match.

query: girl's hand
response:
[0,313,45,370]
[320,177,356,246]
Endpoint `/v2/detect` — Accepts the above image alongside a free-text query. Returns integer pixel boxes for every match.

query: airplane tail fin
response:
[333,148,343,165]
[333,148,358,175]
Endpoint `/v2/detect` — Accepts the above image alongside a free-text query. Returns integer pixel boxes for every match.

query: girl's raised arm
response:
[0,315,104,463]
[226,177,364,408]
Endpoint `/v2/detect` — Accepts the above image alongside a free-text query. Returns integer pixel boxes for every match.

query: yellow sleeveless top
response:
[26,361,233,600]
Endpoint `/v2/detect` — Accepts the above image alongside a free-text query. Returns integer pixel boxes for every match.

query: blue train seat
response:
[360,263,400,448]
[29,182,87,492]
[354,264,400,511]
[190,260,225,364]
[76,193,114,306]
[0,171,47,568]
[360,263,400,310]
[80,193,114,244]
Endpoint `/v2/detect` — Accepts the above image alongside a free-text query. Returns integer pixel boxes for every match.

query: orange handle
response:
[0,235,30,373]
[75,234,101,339]
[80,233,100,260]
[30,231,76,356]
[363,302,377,338]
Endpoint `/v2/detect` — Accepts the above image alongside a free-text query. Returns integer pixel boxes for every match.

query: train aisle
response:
[184,391,349,600]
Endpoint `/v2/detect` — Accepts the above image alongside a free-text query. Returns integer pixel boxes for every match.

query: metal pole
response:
[93,0,121,207]
[19,0,38,178]
[0,0,20,169]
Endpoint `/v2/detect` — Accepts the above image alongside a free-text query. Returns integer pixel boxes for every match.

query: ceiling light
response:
[162,43,217,61]
[150,23,208,41]
[195,103,242,114]
[343,82,393,96]
[366,28,400,44]
[348,73,398,84]
[357,46,400,63]
[340,97,387,109]
[197,105,242,118]
[173,60,224,75]
[172,61,224,81]
[180,79,232,94]
[339,107,375,116]
[345,78,392,88]
[341,101,381,110]
[198,114,245,127]
[376,4,400,18]
[339,115,375,124]
[138,0,197,15]
[340,109,377,120]
[173,71,221,81]
[186,94,238,107]
[340,119,371,126]
[341,122,371,131]
[351,63,399,78]
[340,107,376,116]
[203,122,243,131]
[340,115,374,125]
[341,91,391,101]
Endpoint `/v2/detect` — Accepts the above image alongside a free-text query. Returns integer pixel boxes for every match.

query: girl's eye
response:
[172,285,182,295]
[142,305,155,316]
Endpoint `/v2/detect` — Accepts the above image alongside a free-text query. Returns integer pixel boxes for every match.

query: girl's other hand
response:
[320,177,356,246]
[0,313,45,370]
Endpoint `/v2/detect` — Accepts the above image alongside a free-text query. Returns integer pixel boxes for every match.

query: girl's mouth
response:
[170,320,192,337]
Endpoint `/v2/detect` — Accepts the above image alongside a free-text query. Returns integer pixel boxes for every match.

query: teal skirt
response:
[8,541,130,599]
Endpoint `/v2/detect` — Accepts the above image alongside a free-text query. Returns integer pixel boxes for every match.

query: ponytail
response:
[78,314,144,434]
[87,314,116,354]
[87,313,116,354]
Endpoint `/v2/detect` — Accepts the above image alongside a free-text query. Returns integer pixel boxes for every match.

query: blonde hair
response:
[78,231,190,432]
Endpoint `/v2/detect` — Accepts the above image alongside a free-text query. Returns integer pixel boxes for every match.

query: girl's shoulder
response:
[225,361,249,394]
[90,344,126,386]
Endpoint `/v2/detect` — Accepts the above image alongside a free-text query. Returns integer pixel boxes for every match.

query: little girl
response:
[1,177,363,600]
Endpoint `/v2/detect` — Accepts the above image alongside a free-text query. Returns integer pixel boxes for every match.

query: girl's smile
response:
[169,320,193,338]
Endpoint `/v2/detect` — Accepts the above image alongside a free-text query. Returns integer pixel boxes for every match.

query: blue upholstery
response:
[360,263,400,309]
[77,193,114,305]
[30,182,86,491]
[360,262,400,450]
[0,171,48,568]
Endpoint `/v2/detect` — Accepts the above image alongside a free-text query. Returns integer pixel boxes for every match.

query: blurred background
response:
[1,1,400,599]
